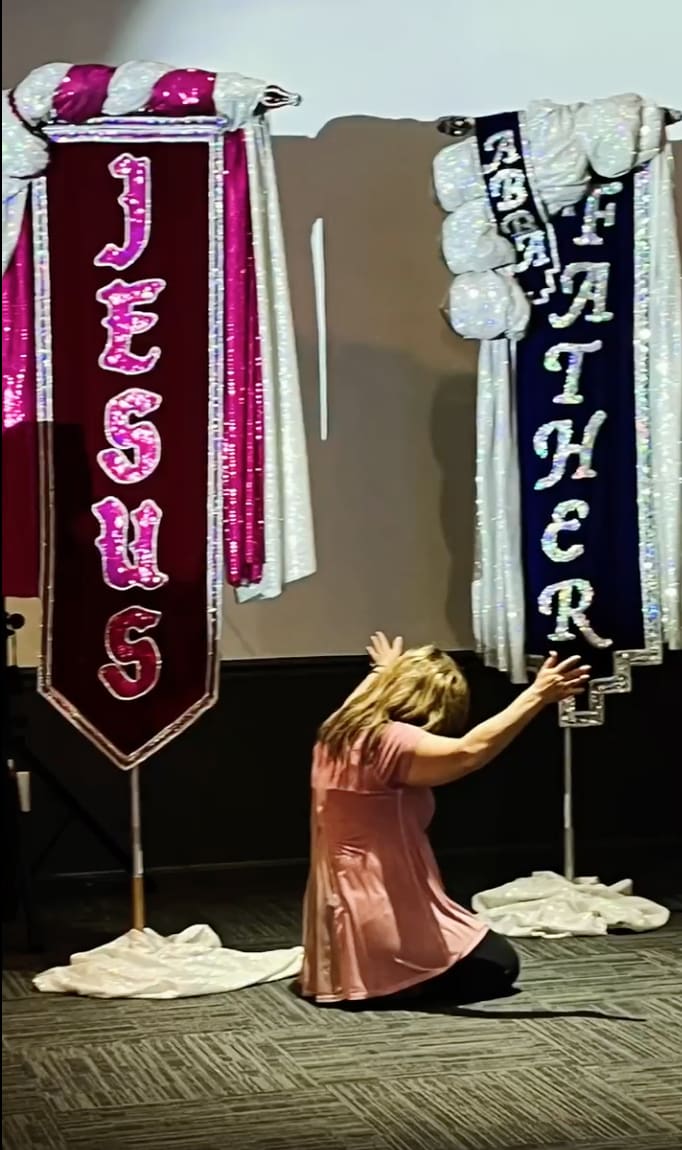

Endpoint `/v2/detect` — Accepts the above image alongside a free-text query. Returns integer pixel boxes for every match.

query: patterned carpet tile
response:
[2,971,37,1001]
[528,1012,682,1066]
[269,1016,566,1082]
[515,951,677,997]
[2,1109,67,1150]
[2,993,147,1051]
[52,1092,393,1150]
[510,1139,682,1150]
[588,991,682,1026]
[1,1052,41,1116]
[3,884,681,1150]
[27,1032,316,1112]
[333,1062,680,1150]
[598,1063,682,1130]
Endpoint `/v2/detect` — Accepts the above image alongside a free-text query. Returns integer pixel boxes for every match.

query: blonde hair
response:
[318,645,469,761]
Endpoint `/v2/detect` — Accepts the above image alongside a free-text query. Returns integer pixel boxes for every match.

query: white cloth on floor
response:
[471,872,670,938]
[33,924,303,999]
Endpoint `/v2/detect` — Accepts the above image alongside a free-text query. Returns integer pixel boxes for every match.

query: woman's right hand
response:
[366,631,403,671]
[529,651,591,705]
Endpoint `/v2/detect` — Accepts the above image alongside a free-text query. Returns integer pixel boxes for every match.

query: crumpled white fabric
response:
[441,200,514,275]
[524,99,590,215]
[524,94,664,213]
[101,60,169,115]
[213,72,269,130]
[574,93,664,179]
[448,270,530,341]
[33,924,303,999]
[433,92,669,342]
[433,137,485,214]
[472,872,670,938]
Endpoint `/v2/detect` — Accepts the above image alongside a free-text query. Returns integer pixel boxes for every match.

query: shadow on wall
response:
[1,0,142,86]
[223,116,479,659]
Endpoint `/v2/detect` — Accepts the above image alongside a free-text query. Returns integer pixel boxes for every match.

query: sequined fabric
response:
[2,208,39,595]
[2,62,313,602]
[434,94,681,686]
[148,69,216,117]
[648,147,681,650]
[472,340,526,681]
[3,64,295,273]
[2,212,35,432]
[223,131,265,587]
[236,120,316,602]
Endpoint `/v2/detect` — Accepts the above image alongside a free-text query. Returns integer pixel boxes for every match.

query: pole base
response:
[131,874,145,932]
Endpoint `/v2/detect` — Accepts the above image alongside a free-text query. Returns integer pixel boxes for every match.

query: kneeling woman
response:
[301,634,588,1006]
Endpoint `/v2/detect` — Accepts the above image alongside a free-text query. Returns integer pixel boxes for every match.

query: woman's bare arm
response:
[405,653,589,788]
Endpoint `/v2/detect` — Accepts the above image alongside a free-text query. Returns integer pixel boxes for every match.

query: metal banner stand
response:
[130,768,145,931]
[4,609,135,950]
[562,725,575,882]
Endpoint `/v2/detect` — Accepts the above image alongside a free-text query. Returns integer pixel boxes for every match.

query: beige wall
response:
[221,118,480,658]
[9,129,682,663]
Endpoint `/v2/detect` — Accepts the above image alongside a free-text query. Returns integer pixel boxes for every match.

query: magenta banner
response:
[35,125,224,767]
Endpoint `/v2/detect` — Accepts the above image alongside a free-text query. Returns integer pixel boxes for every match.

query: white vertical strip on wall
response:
[310,217,328,441]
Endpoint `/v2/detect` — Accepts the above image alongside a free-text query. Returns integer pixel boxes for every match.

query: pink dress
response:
[301,721,488,1002]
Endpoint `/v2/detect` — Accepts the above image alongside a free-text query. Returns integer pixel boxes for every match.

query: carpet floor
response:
[3,867,681,1150]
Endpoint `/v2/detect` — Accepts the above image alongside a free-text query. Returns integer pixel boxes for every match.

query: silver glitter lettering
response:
[500,209,536,238]
[538,578,613,648]
[549,263,613,329]
[534,411,607,490]
[489,168,528,212]
[482,129,520,175]
[543,340,603,405]
[515,229,550,273]
[541,499,590,563]
[574,182,623,247]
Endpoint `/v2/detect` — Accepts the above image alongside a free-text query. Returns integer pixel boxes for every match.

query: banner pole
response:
[562,724,575,882]
[129,767,145,931]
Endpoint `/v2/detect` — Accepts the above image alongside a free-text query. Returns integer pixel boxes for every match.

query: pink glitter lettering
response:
[94,154,152,272]
[97,278,166,375]
[93,496,168,591]
[98,606,162,700]
[97,387,163,484]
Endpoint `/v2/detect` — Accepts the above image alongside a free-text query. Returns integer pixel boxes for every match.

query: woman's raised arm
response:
[405,653,589,788]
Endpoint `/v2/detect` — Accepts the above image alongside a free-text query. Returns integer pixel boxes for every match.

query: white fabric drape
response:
[472,340,527,681]
[34,926,303,1000]
[472,872,670,938]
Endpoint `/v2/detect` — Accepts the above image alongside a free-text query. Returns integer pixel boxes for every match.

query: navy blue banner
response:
[477,112,643,670]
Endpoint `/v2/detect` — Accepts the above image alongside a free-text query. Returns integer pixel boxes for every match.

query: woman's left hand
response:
[366,631,403,671]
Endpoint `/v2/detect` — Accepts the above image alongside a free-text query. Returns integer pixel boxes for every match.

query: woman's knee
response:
[504,943,520,985]
[483,931,520,984]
